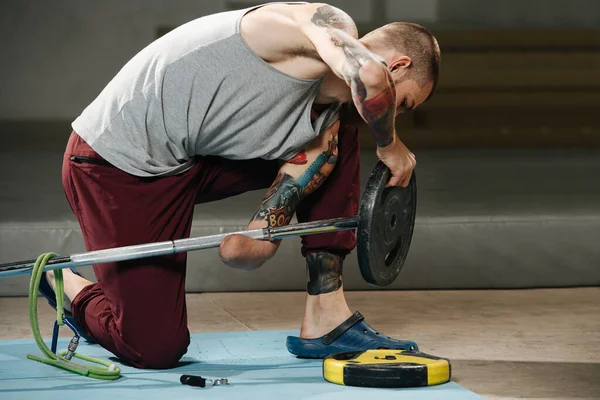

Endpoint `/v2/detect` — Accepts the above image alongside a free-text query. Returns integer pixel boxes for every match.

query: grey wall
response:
[0,0,375,120]
[0,0,223,120]
[1,1,599,296]
[436,0,600,29]
[1,0,599,121]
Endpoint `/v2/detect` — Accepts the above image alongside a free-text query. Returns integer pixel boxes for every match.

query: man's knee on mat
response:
[126,334,190,369]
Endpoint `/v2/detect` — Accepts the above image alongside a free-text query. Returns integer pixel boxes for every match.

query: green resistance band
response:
[27,253,121,380]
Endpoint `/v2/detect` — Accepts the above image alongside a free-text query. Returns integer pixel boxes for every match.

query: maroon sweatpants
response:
[62,124,360,369]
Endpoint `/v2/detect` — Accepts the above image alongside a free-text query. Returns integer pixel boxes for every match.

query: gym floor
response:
[0,288,598,399]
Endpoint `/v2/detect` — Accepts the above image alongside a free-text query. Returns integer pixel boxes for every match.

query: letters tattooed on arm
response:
[311,5,396,147]
[251,171,303,228]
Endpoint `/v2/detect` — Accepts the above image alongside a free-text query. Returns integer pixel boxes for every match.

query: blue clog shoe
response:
[287,312,418,359]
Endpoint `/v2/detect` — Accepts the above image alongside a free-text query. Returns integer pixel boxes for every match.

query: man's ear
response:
[390,56,412,72]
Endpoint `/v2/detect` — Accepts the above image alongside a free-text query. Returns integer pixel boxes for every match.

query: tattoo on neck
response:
[306,252,343,295]
[310,5,395,147]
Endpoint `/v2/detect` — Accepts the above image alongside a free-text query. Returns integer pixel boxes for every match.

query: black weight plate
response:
[357,161,417,286]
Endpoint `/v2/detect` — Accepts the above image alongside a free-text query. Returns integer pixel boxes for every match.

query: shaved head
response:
[363,22,441,97]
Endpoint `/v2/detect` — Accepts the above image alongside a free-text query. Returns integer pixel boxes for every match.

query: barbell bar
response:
[0,217,358,279]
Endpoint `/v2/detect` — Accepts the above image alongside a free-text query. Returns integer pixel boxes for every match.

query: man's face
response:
[393,78,433,116]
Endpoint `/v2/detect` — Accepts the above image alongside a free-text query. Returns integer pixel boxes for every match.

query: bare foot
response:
[45,269,93,303]
[299,288,353,338]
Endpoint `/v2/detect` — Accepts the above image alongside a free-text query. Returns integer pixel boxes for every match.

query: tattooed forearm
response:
[251,172,302,228]
[251,172,308,229]
[251,135,338,228]
[351,70,396,147]
[311,5,395,147]
[306,252,343,295]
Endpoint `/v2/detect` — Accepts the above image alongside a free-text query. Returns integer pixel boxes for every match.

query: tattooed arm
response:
[219,120,340,270]
[249,128,339,230]
[294,4,396,147]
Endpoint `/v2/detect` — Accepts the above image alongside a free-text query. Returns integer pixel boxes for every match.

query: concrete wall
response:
[1,0,599,121]
[0,0,377,120]
[436,0,600,29]
[0,0,222,120]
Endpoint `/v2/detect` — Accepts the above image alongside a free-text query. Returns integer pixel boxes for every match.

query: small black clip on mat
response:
[180,374,229,388]
[323,349,451,388]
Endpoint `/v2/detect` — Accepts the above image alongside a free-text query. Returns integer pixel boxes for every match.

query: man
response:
[42,2,440,368]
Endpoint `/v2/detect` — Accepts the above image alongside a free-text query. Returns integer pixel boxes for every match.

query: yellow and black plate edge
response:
[323,349,451,388]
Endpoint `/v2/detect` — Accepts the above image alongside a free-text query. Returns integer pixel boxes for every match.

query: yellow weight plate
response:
[323,349,451,388]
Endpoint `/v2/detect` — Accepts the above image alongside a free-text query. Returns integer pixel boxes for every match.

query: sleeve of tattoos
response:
[219,121,339,270]
[295,4,397,147]
[219,121,338,270]
[250,120,340,229]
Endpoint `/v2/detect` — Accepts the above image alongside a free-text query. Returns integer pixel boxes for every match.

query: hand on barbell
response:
[376,135,416,188]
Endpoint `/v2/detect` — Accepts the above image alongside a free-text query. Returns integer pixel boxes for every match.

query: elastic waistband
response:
[65,131,104,160]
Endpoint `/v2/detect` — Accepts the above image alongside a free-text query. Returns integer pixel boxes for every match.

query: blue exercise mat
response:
[0,330,482,399]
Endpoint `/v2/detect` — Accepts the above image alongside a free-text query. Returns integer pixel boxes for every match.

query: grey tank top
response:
[72,4,340,177]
